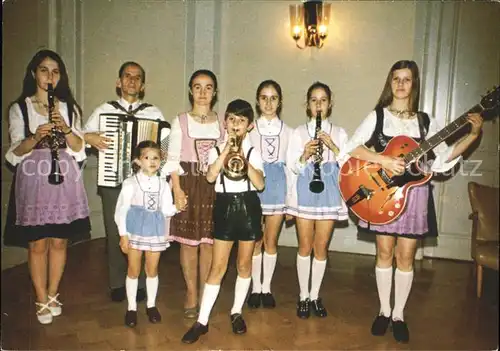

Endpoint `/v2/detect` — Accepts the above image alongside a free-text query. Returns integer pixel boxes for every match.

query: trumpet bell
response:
[223,153,248,181]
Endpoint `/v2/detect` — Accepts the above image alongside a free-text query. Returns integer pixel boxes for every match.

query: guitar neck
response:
[404,104,484,163]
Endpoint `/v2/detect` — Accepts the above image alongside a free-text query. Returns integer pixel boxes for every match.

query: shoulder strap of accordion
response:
[106,101,153,116]
[133,103,153,114]
[107,100,128,114]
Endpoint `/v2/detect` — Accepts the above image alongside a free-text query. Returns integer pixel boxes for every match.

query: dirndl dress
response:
[291,161,346,220]
[8,136,91,244]
[126,205,169,252]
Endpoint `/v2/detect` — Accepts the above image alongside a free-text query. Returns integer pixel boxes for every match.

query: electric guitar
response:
[339,86,499,225]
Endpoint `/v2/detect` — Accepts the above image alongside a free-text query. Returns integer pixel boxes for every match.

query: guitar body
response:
[339,135,432,225]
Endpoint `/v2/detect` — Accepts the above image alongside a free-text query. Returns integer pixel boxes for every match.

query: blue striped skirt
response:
[259,162,287,215]
[125,205,169,251]
[294,161,344,220]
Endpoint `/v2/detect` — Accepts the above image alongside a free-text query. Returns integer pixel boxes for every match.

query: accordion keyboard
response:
[98,114,123,187]
[97,114,171,187]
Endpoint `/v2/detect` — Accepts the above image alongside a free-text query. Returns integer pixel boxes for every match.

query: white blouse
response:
[286,118,349,175]
[339,108,460,173]
[162,113,222,175]
[5,98,86,166]
[255,116,283,135]
[249,116,293,164]
[207,136,265,193]
[114,171,178,237]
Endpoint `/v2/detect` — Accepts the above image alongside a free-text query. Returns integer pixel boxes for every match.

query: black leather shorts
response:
[213,191,262,242]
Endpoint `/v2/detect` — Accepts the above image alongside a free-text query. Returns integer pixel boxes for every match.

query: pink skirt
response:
[358,184,429,238]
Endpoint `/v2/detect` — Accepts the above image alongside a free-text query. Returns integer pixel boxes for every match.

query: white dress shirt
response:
[207,136,265,193]
[5,98,86,166]
[339,108,460,173]
[83,98,165,133]
[114,171,178,237]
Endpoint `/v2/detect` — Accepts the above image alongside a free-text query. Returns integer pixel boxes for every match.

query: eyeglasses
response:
[259,95,279,103]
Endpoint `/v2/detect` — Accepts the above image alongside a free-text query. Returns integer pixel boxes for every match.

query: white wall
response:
[2,0,499,269]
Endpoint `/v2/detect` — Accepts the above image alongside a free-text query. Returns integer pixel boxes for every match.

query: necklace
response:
[388,106,415,119]
[190,111,213,124]
[32,97,49,111]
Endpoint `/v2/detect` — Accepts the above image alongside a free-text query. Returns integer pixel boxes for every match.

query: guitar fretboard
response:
[403,104,484,164]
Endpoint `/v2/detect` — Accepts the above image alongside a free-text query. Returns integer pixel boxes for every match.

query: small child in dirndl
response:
[114,140,181,327]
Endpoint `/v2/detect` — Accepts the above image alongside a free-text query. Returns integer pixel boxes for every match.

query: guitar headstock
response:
[480,86,500,121]
[480,86,500,119]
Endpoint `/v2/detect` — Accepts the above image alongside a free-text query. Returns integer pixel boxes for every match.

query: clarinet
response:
[47,83,64,185]
[309,110,324,193]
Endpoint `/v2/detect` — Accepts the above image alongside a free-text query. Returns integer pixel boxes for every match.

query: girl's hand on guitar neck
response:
[380,156,405,175]
[467,113,483,137]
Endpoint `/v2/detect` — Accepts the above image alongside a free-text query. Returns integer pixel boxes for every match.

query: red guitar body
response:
[338,135,432,225]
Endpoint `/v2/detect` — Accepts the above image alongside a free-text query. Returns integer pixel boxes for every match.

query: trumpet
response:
[309,110,324,193]
[47,83,64,185]
[223,129,248,181]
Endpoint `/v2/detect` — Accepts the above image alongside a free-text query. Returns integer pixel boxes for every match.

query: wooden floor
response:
[1,238,498,350]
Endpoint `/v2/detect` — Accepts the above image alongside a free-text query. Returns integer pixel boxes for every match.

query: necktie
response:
[128,105,133,113]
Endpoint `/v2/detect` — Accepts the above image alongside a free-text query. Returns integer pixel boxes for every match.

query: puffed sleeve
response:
[5,103,33,166]
[207,146,218,166]
[60,103,86,162]
[286,127,307,175]
[161,182,179,217]
[338,111,377,161]
[249,146,265,175]
[114,178,135,237]
[335,127,350,167]
[427,117,461,173]
[161,115,185,176]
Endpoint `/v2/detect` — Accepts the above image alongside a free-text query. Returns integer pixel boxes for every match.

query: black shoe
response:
[261,293,276,308]
[310,298,327,317]
[296,298,310,319]
[247,293,261,308]
[181,322,209,344]
[371,314,391,336]
[111,287,126,302]
[392,319,410,343]
[136,288,146,302]
[124,310,137,328]
[146,306,161,323]
[230,313,247,334]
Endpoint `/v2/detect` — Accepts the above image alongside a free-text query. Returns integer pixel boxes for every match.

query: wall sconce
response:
[289,0,331,49]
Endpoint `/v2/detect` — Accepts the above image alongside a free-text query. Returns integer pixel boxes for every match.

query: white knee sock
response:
[375,266,393,317]
[197,284,220,326]
[297,254,311,301]
[126,276,138,311]
[146,276,159,308]
[392,268,414,321]
[251,253,262,293]
[231,276,252,315]
[262,252,277,294]
[310,258,327,301]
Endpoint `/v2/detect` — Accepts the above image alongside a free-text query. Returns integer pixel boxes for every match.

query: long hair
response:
[306,81,333,118]
[15,49,82,120]
[115,61,146,100]
[375,60,420,112]
[255,79,283,118]
[188,69,218,108]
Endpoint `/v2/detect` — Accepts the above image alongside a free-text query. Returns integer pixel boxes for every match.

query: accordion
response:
[97,113,171,187]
